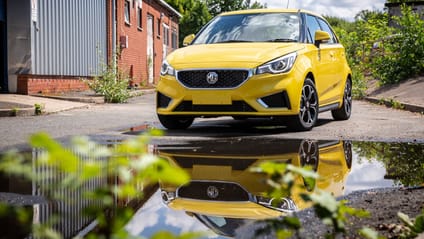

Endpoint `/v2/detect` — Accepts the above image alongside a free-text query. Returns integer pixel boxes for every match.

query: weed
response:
[389,99,404,110]
[34,103,44,115]
[378,98,386,105]
[11,107,19,116]
[398,210,424,238]
[84,51,130,103]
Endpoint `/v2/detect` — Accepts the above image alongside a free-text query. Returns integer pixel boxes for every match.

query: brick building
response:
[113,0,181,88]
[1,0,180,94]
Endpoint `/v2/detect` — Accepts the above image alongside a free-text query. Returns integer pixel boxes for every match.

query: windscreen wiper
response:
[266,38,297,42]
[215,40,253,43]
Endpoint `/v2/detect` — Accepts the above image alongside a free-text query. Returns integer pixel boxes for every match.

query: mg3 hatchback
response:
[156,9,352,131]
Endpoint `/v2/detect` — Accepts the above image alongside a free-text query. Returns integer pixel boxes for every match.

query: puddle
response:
[126,139,424,238]
[0,139,422,238]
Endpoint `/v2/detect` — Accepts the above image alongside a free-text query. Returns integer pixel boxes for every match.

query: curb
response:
[33,94,105,104]
[0,106,35,117]
[365,97,424,114]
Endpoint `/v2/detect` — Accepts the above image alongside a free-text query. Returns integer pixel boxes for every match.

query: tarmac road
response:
[0,91,423,151]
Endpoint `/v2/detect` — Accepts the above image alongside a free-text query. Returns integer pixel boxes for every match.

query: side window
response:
[317,18,337,43]
[137,6,142,29]
[163,24,169,46]
[305,14,321,44]
[124,0,130,24]
[157,19,161,37]
[171,28,178,49]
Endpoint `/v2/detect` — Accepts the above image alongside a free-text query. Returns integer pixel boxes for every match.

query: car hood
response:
[167,43,304,69]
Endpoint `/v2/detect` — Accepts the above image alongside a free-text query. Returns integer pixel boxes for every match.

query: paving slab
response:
[0,94,89,117]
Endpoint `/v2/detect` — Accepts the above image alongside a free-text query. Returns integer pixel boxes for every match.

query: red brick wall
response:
[114,0,179,87]
[17,75,89,95]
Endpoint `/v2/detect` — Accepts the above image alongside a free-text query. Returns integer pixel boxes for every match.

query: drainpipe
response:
[112,0,116,70]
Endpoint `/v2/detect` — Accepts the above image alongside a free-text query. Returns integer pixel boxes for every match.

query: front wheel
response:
[157,115,194,130]
[332,79,352,120]
[287,78,318,131]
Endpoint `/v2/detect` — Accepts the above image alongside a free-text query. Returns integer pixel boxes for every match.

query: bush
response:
[371,6,424,85]
[333,26,368,98]
[85,54,131,103]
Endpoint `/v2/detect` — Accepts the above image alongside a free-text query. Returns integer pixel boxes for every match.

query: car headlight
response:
[256,52,297,75]
[160,60,175,76]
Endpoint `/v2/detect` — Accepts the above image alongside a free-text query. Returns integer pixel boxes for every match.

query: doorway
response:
[147,14,154,84]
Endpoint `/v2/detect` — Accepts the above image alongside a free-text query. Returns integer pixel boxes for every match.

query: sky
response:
[258,0,387,21]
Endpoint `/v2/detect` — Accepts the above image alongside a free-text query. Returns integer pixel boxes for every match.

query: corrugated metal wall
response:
[33,0,106,76]
[32,147,108,238]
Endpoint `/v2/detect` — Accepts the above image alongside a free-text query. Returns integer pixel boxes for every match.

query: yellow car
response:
[157,9,352,131]
[158,139,352,236]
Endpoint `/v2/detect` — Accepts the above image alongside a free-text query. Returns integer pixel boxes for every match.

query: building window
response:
[137,7,142,29]
[157,19,161,37]
[171,29,178,49]
[124,0,130,25]
[163,24,169,46]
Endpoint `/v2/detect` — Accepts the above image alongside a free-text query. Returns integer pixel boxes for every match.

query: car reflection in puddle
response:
[127,138,353,238]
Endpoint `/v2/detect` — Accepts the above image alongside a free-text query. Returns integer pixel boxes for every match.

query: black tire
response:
[332,79,352,120]
[299,140,319,192]
[287,78,318,131]
[299,140,319,171]
[343,141,353,169]
[157,115,194,130]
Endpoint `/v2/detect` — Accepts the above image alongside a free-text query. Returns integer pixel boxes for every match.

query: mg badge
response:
[206,72,218,85]
[206,186,219,199]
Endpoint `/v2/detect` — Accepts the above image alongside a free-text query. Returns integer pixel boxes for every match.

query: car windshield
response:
[192,12,300,44]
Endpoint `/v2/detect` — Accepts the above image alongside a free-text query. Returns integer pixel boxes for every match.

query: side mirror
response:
[183,34,195,47]
[314,30,330,47]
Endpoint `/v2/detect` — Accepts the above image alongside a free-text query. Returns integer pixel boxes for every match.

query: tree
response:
[165,0,211,45]
[179,1,211,42]
[206,0,266,17]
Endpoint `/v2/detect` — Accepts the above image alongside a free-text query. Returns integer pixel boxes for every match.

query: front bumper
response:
[156,70,304,117]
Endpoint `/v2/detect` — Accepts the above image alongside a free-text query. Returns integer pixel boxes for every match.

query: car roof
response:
[219,8,323,18]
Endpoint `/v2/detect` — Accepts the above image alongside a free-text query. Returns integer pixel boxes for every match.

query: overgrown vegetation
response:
[372,6,424,85]
[84,53,131,103]
[330,5,424,98]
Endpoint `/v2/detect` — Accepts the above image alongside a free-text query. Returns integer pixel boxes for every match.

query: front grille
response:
[174,101,256,112]
[177,70,249,88]
[177,181,250,201]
